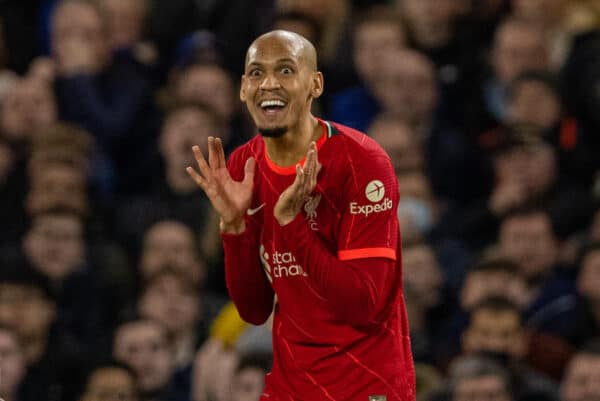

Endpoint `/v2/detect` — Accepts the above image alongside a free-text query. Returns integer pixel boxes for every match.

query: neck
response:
[264,115,321,167]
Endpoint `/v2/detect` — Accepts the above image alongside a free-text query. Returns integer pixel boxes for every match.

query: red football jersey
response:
[223,119,415,401]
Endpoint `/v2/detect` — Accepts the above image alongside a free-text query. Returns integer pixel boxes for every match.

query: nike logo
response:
[247,203,265,216]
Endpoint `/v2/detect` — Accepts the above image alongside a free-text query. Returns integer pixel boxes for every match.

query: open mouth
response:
[259,99,287,115]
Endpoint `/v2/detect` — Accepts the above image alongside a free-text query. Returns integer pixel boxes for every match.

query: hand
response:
[274,142,321,226]
[186,137,255,233]
[489,180,527,215]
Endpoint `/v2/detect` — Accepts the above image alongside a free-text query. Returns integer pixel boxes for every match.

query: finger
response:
[242,157,255,187]
[193,145,212,180]
[208,136,217,168]
[215,138,226,169]
[186,166,207,190]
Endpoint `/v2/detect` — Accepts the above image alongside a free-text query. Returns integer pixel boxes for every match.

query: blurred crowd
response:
[1,0,600,401]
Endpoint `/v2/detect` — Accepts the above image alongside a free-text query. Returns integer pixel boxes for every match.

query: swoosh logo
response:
[247,203,265,216]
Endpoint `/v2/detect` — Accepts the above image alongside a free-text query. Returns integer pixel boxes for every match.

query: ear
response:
[239,75,247,102]
[311,71,324,99]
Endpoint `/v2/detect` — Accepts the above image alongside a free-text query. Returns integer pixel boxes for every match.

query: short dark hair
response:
[0,264,56,302]
[163,99,226,134]
[578,338,600,356]
[449,355,513,395]
[235,351,273,374]
[353,5,406,39]
[469,257,520,276]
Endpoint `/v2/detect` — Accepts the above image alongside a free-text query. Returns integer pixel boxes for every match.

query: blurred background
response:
[1,0,600,400]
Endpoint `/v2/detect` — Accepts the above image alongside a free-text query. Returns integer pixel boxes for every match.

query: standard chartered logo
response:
[350,179,392,216]
[259,245,307,279]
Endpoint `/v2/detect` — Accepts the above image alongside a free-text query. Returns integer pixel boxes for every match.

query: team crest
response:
[304,194,321,231]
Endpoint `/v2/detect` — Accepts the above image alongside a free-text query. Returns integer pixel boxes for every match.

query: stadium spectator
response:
[113,319,177,401]
[329,6,406,131]
[447,355,514,401]
[482,18,551,125]
[51,0,155,196]
[368,114,424,174]
[561,339,600,401]
[114,102,223,259]
[461,297,558,398]
[78,361,140,401]
[0,267,85,401]
[230,352,272,401]
[376,48,486,204]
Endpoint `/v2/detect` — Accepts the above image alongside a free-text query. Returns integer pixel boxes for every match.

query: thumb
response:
[242,157,255,186]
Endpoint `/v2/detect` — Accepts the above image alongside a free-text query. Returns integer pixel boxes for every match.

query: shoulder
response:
[328,121,391,164]
[227,135,263,167]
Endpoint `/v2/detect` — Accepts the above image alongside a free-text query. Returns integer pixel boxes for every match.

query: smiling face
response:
[240,30,323,137]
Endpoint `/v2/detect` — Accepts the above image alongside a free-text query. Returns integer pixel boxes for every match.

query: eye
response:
[249,69,262,78]
[280,66,294,75]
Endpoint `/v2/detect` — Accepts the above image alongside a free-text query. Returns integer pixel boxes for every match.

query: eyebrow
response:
[247,57,298,68]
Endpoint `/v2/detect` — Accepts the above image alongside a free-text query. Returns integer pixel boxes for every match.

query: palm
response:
[187,137,255,226]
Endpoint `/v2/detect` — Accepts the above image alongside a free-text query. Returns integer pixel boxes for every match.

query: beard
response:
[259,126,288,138]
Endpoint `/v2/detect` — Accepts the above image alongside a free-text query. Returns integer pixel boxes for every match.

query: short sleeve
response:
[337,151,399,261]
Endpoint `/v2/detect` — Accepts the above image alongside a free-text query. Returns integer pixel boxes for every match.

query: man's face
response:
[368,119,423,173]
[402,244,443,308]
[0,284,55,348]
[159,107,217,187]
[81,367,138,401]
[561,354,600,401]
[138,274,200,335]
[240,34,322,136]
[23,214,84,281]
[177,66,236,121]
[373,50,436,126]
[353,21,405,85]
[114,322,173,392]
[27,163,88,215]
[0,329,26,397]
[231,367,266,401]
[463,308,525,360]
[102,0,146,49]
[1,79,57,141]
[577,250,600,303]
[51,2,109,72]
[399,0,456,45]
[507,80,561,129]
[453,375,512,401]
[140,221,204,283]
[493,23,549,84]
[499,213,558,282]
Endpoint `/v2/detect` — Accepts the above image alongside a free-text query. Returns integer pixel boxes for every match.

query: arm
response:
[274,141,399,326]
[221,223,274,325]
[187,138,274,325]
[281,215,394,325]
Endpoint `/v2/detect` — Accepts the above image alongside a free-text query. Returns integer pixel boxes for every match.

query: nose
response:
[259,72,281,90]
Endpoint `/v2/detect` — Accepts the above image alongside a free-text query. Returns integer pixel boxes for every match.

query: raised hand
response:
[274,141,321,226]
[186,137,255,233]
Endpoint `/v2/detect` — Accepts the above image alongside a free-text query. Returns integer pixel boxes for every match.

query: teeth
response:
[260,100,286,108]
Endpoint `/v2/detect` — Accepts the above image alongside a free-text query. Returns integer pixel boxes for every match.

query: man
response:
[79,361,139,401]
[561,339,600,401]
[187,30,415,400]
[449,355,513,401]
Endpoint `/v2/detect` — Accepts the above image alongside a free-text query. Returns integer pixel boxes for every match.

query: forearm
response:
[221,226,274,325]
[280,215,393,325]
